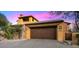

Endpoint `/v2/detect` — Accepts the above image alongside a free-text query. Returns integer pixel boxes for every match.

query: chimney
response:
[19,14,23,17]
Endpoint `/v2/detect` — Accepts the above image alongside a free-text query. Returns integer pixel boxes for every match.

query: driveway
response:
[0,39,75,48]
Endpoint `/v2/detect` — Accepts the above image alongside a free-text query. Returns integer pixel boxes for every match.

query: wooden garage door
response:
[31,26,57,39]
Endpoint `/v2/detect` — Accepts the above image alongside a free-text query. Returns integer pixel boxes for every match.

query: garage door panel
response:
[31,26,57,39]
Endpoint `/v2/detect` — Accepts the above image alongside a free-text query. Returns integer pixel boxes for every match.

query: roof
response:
[18,15,39,21]
[16,15,70,25]
[24,20,71,27]
[25,20,64,25]
[64,22,71,25]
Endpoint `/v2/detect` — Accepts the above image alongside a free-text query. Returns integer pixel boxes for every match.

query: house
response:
[17,14,70,42]
[17,14,38,24]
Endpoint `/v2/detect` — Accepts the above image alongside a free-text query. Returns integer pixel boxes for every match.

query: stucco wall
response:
[29,17,38,23]
[57,22,68,42]
[72,32,79,45]
[17,16,38,25]
[25,26,31,40]
[24,22,69,42]
[17,19,23,24]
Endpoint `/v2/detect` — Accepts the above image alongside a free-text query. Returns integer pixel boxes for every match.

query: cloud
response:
[33,12,63,21]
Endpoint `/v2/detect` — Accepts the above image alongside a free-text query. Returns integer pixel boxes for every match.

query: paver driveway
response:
[0,39,73,48]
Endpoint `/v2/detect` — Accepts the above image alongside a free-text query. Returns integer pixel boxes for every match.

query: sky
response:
[0,11,74,24]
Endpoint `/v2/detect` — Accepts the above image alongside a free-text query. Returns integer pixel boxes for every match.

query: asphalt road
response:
[0,39,75,48]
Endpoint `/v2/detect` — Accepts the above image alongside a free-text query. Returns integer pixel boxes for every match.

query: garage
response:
[30,26,57,39]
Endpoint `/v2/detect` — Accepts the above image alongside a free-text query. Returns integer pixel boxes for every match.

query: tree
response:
[12,25,22,39]
[2,23,13,39]
[48,11,75,19]
[0,13,14,39]
[74,11,79,32]
[0,13,9,26]
[48,11,79,32]
[48,11,62,15]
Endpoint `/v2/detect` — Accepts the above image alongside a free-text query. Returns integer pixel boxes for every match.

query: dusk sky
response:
[0,11,74,24]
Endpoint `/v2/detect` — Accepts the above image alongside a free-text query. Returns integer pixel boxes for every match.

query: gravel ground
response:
[0,39,77,48]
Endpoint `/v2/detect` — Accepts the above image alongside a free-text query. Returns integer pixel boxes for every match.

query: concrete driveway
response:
[0,39,73,48]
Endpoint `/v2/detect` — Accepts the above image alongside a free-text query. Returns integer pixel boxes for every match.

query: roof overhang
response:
[25,20,64,25]
[25,20,64,27]
[64,22,71,25]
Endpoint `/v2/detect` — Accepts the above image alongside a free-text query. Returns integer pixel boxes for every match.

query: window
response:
[59,26,62,31]
[32,19,34,22]
[23,17,29,21]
